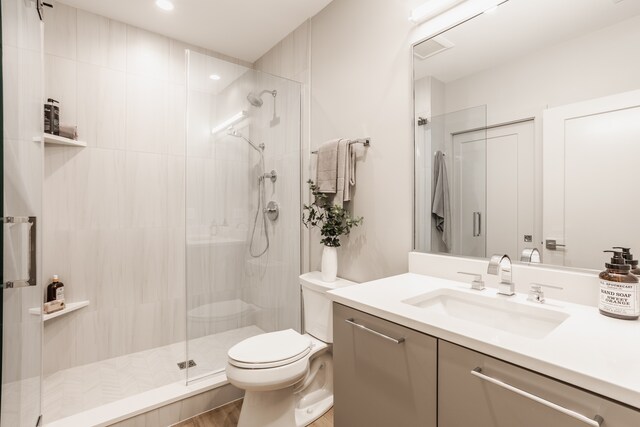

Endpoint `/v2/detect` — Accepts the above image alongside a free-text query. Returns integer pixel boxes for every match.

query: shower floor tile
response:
[43,325,264,424]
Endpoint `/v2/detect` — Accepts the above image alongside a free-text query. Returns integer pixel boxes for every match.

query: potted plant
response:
[302,180,363,282]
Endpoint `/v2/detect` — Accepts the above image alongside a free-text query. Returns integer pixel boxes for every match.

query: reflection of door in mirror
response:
[450,121,535,260]
[543,90,640,270]
[452,131,486,258]
[486,121,535,260]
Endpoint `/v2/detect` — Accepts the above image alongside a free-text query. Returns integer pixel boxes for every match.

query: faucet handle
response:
[457,272,485,291]
[527,283,563,303]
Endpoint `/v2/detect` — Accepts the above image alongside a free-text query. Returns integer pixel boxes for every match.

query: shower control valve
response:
[260,170,277,183]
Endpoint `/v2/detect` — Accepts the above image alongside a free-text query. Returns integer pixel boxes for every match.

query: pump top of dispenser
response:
[47,98,59,104]
[604,250,631,271]
[52,274,59,282]
[613,246,638,266]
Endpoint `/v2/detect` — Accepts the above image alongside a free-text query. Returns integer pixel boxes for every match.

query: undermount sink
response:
[402,288,569,339]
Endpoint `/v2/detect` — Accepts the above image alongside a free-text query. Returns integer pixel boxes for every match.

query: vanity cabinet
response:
[439,341,640,427]
[332,303,437,427]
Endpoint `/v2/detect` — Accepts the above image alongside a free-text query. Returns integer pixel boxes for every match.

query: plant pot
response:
[321,245,338,282]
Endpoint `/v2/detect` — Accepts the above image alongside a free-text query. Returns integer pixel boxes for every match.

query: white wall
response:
[307,0,426,283]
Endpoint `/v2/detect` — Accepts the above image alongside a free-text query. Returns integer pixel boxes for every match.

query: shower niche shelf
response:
[29,300,90,322]
[35,134,87,147]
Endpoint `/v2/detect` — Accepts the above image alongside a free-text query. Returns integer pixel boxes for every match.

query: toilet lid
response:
[228,329,312,369]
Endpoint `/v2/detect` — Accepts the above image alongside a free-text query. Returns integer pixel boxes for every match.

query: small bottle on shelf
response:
[46,275,65,303]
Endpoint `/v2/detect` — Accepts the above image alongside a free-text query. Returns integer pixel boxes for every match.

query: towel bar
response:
[311,138,370,154]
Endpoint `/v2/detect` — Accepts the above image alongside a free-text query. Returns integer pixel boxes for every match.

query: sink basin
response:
[402,288,569,339]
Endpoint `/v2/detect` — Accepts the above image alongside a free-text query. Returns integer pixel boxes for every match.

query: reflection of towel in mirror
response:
[316,139,341,193]
[3,221,32,282]
[432,151,451,250]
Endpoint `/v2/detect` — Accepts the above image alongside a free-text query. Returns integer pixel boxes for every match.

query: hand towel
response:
[316,139,340,193]
[334,139,351,207]
[343,141,357,202]
[59,124,78,140]
[432,151,451,250]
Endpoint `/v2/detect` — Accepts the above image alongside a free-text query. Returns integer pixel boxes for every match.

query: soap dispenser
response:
[599,250,639,320]
[613,246,640,276]
[44,98,60,135]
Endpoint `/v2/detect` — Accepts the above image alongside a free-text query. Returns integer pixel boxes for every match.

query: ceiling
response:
[414,0,640,82]
[58,0,333,63]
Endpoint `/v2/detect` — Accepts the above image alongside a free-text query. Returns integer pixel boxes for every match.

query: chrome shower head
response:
[247,89,277,107]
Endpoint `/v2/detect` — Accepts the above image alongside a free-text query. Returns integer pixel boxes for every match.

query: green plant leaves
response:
[301,180,364,247]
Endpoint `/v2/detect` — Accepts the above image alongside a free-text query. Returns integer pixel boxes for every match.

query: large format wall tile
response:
[43,2,76,60]
[77,63,126,149]
[126,26,169,80]
[76,9,126,71]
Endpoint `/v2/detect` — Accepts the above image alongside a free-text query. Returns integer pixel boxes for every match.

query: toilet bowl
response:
[225,272,356,427]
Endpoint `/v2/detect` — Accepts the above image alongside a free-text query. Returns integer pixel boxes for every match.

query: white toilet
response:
[226,272,356,427]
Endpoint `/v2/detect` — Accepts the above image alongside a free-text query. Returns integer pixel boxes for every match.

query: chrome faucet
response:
[487,254,515,296]
[527,283,563,304]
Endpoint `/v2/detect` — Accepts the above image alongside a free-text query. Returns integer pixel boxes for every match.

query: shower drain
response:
[177,360,197,370]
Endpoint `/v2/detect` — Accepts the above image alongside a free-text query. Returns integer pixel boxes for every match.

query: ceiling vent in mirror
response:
[414,36,455,60]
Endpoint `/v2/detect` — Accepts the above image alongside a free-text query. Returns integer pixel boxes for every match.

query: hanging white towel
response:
[432,151,451,250]
[343,141,356,202]
[316,139,341,193]
[334,139,350,207]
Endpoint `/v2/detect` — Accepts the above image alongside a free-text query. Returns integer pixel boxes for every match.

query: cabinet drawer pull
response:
[471,367,603,427]
[345,318,405,344]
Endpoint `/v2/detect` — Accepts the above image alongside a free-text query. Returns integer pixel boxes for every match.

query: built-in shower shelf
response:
[35,134,87,147]
[29,300,90,321]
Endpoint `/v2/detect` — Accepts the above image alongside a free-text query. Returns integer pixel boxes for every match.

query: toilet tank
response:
[300,272,357,343]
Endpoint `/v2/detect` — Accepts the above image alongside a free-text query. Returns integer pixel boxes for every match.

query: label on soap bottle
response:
[56,286,65,302]
[599,280,639,317]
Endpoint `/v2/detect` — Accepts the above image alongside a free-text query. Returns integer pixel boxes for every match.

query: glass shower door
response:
[1,0,44,426]
[414,105,486,256]
[185,50,301,383]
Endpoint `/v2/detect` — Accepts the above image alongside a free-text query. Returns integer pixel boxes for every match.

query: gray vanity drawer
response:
[333,303,437,427]
[439,340,640,427]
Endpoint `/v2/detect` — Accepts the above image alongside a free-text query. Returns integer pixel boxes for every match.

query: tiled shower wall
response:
[41,3,249,376]
[254,20,311,276]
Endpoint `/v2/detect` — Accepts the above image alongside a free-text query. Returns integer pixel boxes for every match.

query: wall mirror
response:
[413,0,640,271]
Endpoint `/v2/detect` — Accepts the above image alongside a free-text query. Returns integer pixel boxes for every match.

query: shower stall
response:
[1,2,302,425]
[184,50,302,384]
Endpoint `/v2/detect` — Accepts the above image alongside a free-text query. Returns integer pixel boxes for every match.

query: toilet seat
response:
[228,329,312,369]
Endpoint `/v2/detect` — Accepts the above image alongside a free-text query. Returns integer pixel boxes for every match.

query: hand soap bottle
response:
[613,246,640,276]
[599,250,639,320]
[46,275,65,303]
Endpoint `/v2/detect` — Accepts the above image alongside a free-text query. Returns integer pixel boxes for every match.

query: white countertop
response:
[328,273,640,409]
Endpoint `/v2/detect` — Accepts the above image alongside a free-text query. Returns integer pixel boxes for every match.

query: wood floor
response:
[174,399,333,427]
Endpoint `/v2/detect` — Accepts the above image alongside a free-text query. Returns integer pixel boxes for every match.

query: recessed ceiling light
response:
[155,0,174,11]
[209,74,221,81]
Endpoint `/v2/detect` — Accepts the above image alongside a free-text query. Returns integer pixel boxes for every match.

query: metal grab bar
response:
[471,367,603,427]
[345,318,405,344]
[2,216,37,289]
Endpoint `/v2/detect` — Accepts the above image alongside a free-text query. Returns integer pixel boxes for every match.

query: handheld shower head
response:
[247,89,277,107]
[226,126,264,152]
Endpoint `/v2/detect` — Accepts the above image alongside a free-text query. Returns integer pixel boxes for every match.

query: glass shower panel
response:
[185,51,301,383]
[415,105,486,257]
[1,0,44,425]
